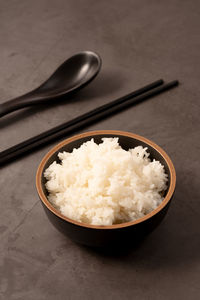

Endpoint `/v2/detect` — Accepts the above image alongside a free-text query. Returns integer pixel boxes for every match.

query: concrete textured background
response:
[0,0,200,299]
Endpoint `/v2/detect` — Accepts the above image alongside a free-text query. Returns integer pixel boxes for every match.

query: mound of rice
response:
[44,138,168,226]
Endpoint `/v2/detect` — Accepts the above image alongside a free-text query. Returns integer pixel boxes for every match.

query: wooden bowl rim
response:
[36,130,176,230]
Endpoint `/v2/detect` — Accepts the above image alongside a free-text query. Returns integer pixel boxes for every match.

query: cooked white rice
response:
[44,138,168,226]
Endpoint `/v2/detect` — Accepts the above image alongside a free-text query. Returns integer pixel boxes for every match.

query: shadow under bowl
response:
[36,130,176,248]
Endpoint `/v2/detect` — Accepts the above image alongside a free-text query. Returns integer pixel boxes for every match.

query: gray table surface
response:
[0,0,200,299]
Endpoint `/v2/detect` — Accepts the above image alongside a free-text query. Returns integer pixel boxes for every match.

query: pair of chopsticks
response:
[0,79,179,166]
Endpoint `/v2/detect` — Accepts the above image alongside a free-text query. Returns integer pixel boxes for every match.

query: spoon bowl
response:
[0,51,101,117]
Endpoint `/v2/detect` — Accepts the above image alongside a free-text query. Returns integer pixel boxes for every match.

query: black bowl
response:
[36,130,176,247]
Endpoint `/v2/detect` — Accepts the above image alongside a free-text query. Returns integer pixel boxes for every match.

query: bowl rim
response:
[36,130,176,230]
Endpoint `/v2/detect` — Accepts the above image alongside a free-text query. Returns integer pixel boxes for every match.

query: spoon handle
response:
[0,92,45,117]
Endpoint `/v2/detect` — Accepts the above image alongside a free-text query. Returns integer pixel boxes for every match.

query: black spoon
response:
[0,51,101,118]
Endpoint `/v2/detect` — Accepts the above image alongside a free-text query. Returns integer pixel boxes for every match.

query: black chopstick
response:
[0,79,178,166]
[0,79,163,160]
